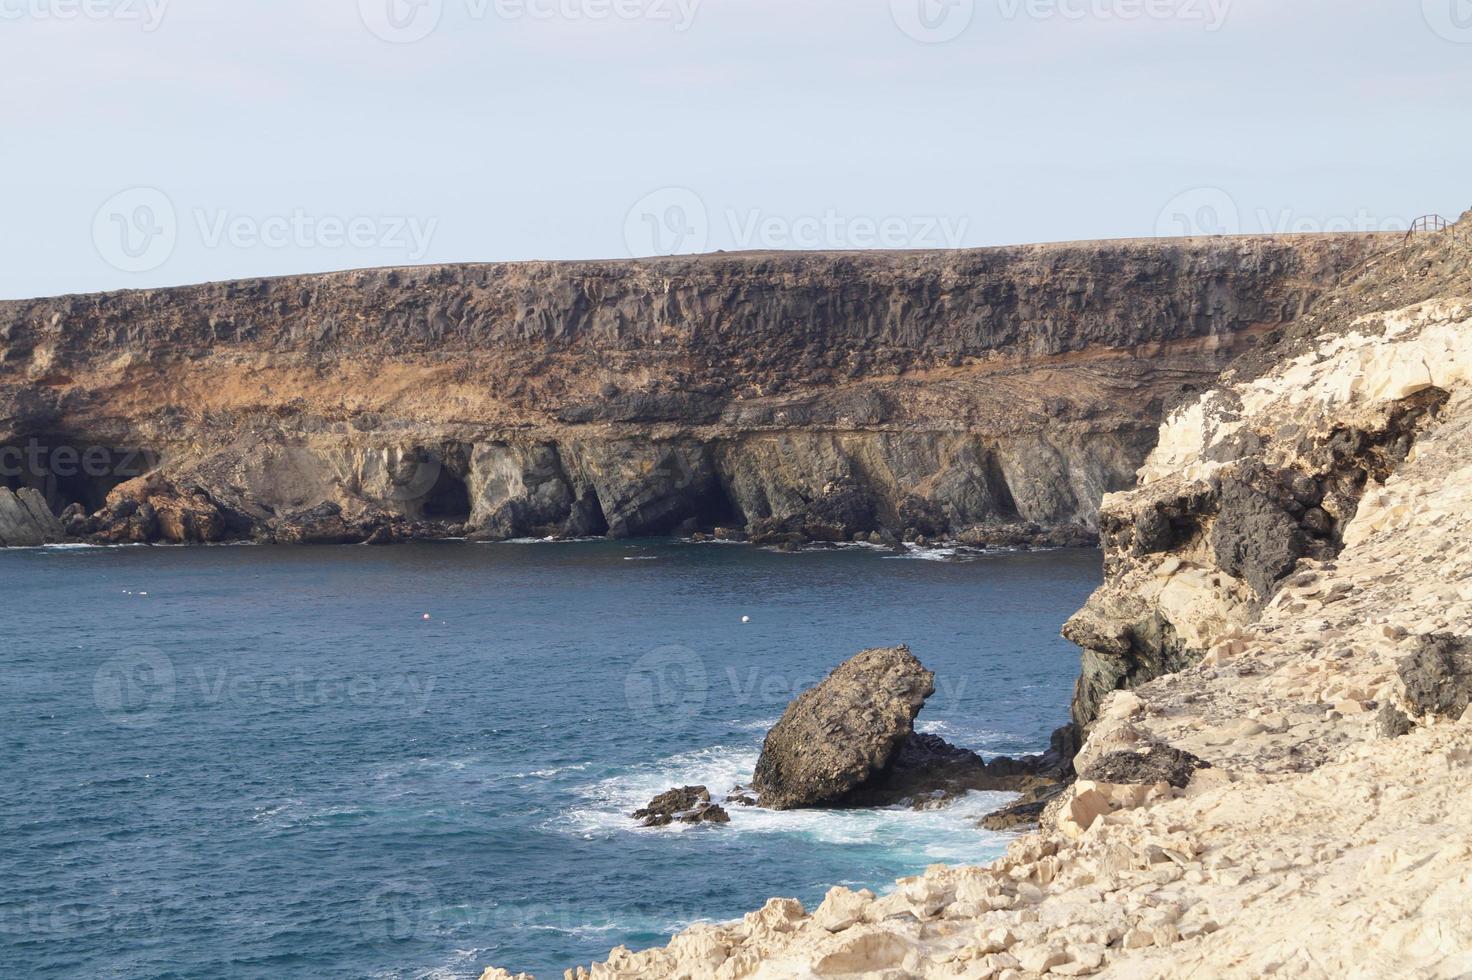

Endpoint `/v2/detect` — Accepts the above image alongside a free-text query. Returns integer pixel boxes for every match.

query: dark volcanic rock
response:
[1080,745,1211,789]
[753,646,935,810]
[979,780,1073,831]
[1377,703,1413,739]
[1208,475,1307,599]
[271,502,365,545]
[835,732,1068,809]
[632,786,729,827]
[836,733,989,808]
[1398,633,1472,721]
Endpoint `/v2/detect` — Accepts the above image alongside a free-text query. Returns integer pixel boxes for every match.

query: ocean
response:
[0,539,1100,978]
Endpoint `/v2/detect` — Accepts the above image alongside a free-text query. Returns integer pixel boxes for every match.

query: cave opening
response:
[421,465,472,522]
[0,436,156,515]
[695,475,743,530]
[984,451,1022,522]
[575,491,610,538]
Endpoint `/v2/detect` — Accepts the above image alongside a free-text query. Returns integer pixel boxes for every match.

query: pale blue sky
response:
[2,0,1469,299]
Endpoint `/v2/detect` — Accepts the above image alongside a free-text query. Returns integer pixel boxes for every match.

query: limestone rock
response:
[812,886,874,933]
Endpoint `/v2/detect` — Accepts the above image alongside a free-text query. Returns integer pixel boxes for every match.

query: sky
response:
[1,0,1469,299]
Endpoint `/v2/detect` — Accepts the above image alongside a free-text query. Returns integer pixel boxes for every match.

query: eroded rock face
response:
[0,487,64,546]
[1065,295,1458,729]
[0,236,1381,545]
[753,646,935,809]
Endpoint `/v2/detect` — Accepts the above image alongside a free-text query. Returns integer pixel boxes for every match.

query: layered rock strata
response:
[492,219,1472,978]
[0,235,1384,545]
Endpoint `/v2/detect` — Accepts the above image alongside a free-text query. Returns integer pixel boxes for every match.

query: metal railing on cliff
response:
[1331,212,1463,289]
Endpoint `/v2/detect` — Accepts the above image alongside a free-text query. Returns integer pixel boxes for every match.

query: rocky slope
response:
[488,219,1472,978]
[0,235,1383,545]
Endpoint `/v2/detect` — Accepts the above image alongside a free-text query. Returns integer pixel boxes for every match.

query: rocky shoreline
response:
[483,218,1472,979]
[631,646,1074,832]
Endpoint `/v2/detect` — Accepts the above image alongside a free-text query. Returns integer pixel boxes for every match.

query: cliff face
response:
[523,219,1472,980]
[1065,219,1472,729]
[0,235,1383,545]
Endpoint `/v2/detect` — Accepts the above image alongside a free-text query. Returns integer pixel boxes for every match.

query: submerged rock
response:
[632,786,730,827]
[978,779,1073,831]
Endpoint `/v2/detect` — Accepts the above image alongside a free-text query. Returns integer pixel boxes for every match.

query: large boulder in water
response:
[753,645,936,809]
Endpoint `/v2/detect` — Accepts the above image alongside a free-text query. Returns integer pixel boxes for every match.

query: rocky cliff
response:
[0,235,1383,545]
[1064,218,1472,730]
[493,218,1472,978]
[0,487,64,546]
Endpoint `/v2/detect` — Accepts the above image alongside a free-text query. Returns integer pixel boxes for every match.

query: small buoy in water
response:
[422,613,432,621]
[742,616,751,624]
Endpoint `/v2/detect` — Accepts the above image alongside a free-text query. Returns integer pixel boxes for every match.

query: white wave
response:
[250,799,304,823]
[518,763,592,779]
[881,543,974,562]
[555,742,1019,855]
[622,556,661,561]
[4,541,150,552]
[732,717,779,731]
[915,719,1020,754]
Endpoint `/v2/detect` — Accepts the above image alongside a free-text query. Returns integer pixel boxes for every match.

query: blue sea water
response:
[0,540,1100,979]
